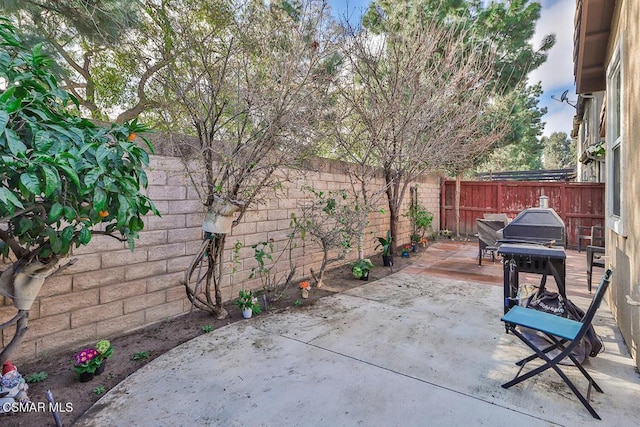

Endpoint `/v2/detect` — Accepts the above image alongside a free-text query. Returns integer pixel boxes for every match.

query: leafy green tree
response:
[363,0,554,94]
[0,18,158,364]
[0,0,165,122]
[542,131,575,169]
[475,82,545,171]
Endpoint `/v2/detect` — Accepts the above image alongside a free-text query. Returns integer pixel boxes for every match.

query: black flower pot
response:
[78,372,94,383]
[360,269,369,281]
[95,360,106,375]
[382,255,393,267]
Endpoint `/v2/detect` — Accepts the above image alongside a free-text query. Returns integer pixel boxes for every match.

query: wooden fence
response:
[440,180,605,248]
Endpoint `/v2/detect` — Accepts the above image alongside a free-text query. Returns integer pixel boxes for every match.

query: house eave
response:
[573,0,615,94]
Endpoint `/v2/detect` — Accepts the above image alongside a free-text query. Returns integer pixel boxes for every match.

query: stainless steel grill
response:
[496,207,568,317]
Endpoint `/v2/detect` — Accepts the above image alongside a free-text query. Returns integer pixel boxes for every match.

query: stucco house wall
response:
[608,0,640,369]
[599,0,640,369]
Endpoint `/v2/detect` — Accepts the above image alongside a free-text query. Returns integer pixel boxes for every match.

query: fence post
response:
[440,178,446,231]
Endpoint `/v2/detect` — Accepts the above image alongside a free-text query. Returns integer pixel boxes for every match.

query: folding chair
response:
[476,218,506,266]
[500,268,613,420]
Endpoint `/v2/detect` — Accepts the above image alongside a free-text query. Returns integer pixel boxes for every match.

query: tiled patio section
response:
[404,240,602,301]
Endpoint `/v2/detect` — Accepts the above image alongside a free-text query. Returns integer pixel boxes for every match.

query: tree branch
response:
[115,59,168,123]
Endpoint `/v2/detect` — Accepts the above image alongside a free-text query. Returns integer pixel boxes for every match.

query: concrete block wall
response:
[1,155,440,363]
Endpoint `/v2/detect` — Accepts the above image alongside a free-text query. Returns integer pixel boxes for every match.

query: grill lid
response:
[499,208,566,246]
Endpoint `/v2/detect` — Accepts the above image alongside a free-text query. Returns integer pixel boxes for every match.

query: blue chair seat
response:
[501,306,581,341]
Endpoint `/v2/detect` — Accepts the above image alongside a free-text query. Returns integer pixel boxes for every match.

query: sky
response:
[326,0,576,138]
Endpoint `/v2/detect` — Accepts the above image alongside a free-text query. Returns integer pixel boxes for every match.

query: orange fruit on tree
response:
[98,210,109,218]
[128,133,136,141]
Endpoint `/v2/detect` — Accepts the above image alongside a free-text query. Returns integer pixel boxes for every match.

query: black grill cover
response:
[499,208,566,246]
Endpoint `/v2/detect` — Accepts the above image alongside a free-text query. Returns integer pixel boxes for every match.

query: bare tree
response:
[336,13,506,251]
[329,114,388,259]
[153,0,338,318]
[294,188,360,288]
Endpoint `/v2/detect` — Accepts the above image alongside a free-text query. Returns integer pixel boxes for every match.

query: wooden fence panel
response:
[441,180,605,248]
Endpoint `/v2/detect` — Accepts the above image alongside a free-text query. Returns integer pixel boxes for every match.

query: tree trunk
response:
[311,246,329,288]
[184,236,228,319]
[384,170,398,256]
[0,310,28,366]
[455,173,462,237]
[0,259,64,364]
[389,204,399,256]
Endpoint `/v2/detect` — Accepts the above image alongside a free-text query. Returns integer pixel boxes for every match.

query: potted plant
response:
[235,290,262,319]
[73,349,101,382]
[376,231,393,267]
[401,245,411,258]
[299,281,311,299]
[351,258,374,281]
[410,234,421,252]
[94,340,113,375]
[405,205,433,252]
[72,339,114,382]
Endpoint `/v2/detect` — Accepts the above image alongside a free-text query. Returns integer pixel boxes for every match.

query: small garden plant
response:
[249,235,297,302]
[235,290,262,315]
[405,203,433,244]
[25,371,48,383]
[351,258,374,279]
[131,351,150,361]
[376,231,393,256]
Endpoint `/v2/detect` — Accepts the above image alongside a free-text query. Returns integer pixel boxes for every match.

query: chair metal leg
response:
[502,326,602,419]
[587,249,594,293]
[515,338,566,366]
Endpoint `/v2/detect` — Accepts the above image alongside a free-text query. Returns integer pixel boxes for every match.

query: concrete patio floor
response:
[75,241,640,426]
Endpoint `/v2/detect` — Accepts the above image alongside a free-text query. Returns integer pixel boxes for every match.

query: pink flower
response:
[74,348,98,366]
